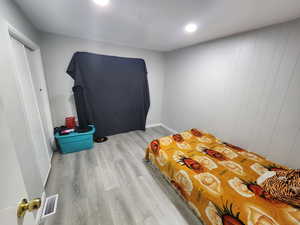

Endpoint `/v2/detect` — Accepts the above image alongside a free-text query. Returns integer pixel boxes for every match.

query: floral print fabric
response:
[145,128,299,225]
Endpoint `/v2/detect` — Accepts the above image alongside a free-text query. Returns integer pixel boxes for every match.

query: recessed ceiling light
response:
[93,0,110,6]
[185,23,198,33]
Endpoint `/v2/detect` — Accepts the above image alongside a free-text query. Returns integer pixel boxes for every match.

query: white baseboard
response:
[146,123,162,128]
[160,123,178,134]
[43,152,53,187]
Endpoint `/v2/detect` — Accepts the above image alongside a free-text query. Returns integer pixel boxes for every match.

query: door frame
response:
[8,23,38,51]
[7,23,54,186]
[6,23,54,224]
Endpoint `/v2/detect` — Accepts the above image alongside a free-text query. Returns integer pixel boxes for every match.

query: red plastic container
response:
[65,116,76,129]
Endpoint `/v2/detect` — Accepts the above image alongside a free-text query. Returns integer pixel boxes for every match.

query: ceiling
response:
[14,0,300,51]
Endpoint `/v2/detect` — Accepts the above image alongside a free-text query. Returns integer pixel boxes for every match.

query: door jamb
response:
[6,23,53,225]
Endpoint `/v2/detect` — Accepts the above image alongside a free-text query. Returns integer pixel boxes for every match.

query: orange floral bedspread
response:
[145,128,300,225]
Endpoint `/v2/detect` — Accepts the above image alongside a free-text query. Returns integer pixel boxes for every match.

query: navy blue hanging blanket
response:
[67,52,150,137]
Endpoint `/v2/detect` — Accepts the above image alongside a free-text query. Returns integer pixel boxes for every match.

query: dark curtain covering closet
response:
[67,52,150,137]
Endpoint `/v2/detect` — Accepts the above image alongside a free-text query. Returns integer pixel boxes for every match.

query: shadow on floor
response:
[143,160,204,225]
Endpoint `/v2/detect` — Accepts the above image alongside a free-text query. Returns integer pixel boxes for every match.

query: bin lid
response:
[55,125,95,139]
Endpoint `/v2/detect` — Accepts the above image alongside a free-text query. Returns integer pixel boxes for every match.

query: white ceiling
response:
[14,0,300,51]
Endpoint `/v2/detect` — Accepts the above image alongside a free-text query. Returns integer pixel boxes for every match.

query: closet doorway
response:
[9,34,53,200]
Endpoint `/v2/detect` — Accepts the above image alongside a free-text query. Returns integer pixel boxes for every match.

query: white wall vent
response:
[41,194,58,218]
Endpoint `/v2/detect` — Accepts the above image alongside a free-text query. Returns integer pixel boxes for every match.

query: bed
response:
[145,128,300,225]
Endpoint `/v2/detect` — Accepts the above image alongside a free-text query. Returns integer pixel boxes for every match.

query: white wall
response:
[163,19,300,168]
[0,40,28,208]
[40,32,165,127]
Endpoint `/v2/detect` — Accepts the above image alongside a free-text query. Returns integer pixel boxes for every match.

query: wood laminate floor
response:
[44,126,203,225]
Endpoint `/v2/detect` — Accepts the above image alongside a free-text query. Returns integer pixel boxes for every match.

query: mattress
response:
[145,128,300,225]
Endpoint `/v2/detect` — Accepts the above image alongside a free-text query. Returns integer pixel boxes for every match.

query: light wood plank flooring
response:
[44,126,203,225]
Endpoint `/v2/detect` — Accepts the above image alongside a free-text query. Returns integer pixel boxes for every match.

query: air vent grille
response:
[42,194,58,218]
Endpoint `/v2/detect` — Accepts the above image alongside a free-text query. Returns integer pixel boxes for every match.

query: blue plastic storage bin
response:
[55,125,95,154]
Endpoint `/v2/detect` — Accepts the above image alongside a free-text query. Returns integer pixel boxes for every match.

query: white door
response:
[10,37,50,184]
[0,97,36,225]
[0,208,35,225]
[26,49,54,160]
[0,20,47,225]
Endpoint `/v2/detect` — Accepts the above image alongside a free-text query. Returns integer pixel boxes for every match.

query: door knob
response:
[17,198,41,218]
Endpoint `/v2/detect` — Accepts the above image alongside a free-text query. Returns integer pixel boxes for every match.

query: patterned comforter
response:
[145,128,300,225]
